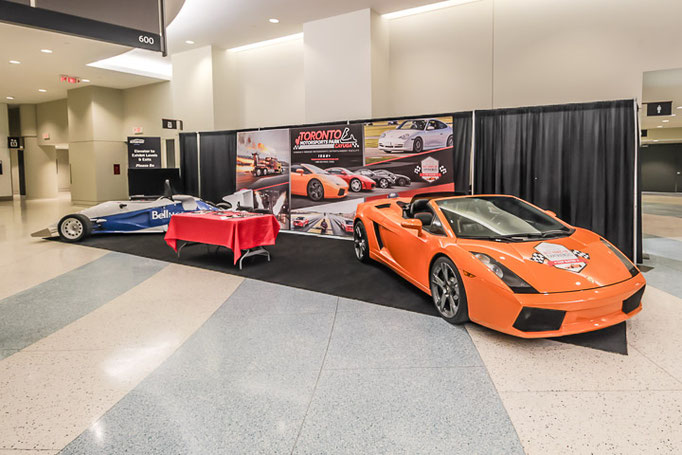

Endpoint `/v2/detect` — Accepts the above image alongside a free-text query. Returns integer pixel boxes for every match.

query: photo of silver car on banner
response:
[235,116,457,238]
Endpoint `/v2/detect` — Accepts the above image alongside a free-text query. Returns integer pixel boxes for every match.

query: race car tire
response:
[447,135,453,147]
[217,202,232,209]
[430,256,469,324]
[263,169,269,175]
[349,178,363,192]
[353,220,370,263]
[307,179,324,201]
[378,178,390,189]
[255,168,262,176]
[57,214,92,243]
[397,177,409,186]
[413,137,424,153]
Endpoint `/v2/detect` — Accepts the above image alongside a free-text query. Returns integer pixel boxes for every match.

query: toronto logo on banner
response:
[293,127,360,150]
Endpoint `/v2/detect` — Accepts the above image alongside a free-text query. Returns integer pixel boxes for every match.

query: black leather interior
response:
[414,212,432,226]
[408,199,430,218]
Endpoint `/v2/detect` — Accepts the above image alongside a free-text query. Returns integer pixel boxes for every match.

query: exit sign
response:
[60,74,80,84]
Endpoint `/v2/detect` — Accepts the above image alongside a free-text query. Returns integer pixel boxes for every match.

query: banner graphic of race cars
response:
[235,116,456,238]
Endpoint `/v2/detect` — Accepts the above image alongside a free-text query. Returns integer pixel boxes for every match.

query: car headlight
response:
[399,134,411,140]
[380,132,386,138]
[600,238,639,277]
[472,252,538,294]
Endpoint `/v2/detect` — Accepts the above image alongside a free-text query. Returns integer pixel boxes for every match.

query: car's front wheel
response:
[58,214,92,243]
[413,137,424,153]
[349,178,363,192]
[353,220,370,263]
[378,178,390,189]
[307,179,324,201]
[430,256,469,324]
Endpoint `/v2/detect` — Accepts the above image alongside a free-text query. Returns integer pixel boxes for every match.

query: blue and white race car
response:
[32,181,221,242]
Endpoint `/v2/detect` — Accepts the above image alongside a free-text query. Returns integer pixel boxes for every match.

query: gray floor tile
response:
[324,307,481,369]
[60,369,319,455]
[0,253,166,352]
[643,237,682,263]
[221,279,338,316]
[292,367,523,455]
[642,255,682,299]
[0,350,18,361]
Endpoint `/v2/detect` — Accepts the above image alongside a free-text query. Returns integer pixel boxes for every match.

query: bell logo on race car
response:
[415,157,442,183]
[151,209,177,220]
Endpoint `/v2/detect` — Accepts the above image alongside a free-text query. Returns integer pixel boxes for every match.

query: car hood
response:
[382,130,417,139]
[325,175,348,187]
[457,229,636,293]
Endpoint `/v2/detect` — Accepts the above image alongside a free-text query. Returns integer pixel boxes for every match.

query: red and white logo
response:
[416,157,442,183]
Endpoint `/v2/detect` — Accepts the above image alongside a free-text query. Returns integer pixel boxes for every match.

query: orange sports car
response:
[353,193,645,338]
[291,164,349,201]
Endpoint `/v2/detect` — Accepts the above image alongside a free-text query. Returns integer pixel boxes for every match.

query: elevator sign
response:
[127,137,161,169]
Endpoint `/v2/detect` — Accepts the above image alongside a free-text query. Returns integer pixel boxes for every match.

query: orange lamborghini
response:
[353,193,645,338]
[291,164,349,201]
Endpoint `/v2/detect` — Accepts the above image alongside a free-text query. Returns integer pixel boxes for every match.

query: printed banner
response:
[236,129,291,230]
[127,137,161,169]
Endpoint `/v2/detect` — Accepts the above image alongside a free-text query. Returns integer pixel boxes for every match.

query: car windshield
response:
[303,164,328,174]
[398,120,426,130]
[436,196,573,241]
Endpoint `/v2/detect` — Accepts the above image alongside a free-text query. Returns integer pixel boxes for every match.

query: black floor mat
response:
[66,232,628,354]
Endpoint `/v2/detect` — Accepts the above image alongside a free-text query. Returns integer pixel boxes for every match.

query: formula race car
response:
[291,164,349,201]
[32,181,219,242]
[326,167,376,192]
[372,169,411,187]
[378,118,453,153]
[353,193,645,338]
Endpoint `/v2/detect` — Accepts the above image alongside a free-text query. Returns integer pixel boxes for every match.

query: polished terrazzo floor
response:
[1,192,681,454]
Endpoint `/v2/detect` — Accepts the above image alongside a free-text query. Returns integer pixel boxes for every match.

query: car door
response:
[290,165,307,196]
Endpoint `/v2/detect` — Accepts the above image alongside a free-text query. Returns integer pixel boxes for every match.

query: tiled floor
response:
[1,192,681,454]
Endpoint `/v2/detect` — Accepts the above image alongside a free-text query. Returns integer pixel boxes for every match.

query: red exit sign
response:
[60,75,80,84]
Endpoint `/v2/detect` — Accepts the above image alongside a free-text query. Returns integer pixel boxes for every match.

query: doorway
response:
[165,139,176,168]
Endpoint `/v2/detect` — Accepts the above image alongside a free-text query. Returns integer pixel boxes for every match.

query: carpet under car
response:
[64,232,628,354]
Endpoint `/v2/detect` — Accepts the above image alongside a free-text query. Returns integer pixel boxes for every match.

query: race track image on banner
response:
[364,116,454,165]
[289,124,366,237]
[236,129,291,229]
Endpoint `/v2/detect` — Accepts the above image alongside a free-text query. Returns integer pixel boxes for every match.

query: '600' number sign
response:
[138,35,155,45]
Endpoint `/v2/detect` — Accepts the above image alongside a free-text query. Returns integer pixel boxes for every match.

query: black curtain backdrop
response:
[179,133,199,196]
[452,112,472,193]
[474,99,639,260]
[199,131,237,204]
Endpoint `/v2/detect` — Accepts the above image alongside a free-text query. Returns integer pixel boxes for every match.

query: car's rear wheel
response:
[58,214,92,243]
[447,135,453,147]
[307,179,324,201]
[349,178,363,192]
[353,220,370,263]
[413,137,424,153]
[397,177,409,186]
[430,256,469,324]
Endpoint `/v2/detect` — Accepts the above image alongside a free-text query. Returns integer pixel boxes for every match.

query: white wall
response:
[123,81,174,138]
[36,99,69,146]
[171,46,215,132]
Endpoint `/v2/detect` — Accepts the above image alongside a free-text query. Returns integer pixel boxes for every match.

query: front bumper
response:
[378,139,411,151]
[470,274,646,338]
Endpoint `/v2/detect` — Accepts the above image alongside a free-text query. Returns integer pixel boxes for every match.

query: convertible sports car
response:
[32,181,219,242]
[373,169,411,187]
[291,164,349,201]
[326,167,376,192]
[378,118,453,153]
[355,168,393,189]
[353,193,645,338]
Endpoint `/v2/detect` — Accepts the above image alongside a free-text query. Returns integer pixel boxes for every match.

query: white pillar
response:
[0,104,11,200]
[20,104,58,199]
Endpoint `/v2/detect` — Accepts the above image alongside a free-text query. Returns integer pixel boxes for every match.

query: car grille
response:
[622,286,645,314]
[512,307,566,332]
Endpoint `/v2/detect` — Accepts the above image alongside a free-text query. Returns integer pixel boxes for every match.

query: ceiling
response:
[641,67,682,135]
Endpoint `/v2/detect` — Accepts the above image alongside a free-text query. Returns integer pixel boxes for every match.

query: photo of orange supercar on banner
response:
[235,129,291,230]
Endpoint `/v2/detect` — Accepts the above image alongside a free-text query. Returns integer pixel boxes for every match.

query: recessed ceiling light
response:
[6,96,14,100]
[653,139,660,142]
[657,125,663,128]
[185,40,195,45]
[677,106,682,109]
[81,79,90,82]
[41,49,53,53]
[269,18,280,23]
[662,119,670,123]
[9,60,20,64]
[38,89,47,92]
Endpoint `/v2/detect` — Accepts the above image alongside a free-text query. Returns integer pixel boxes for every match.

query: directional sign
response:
[647,101,672,117]
[162,119,183,130]
[7,137,21,149]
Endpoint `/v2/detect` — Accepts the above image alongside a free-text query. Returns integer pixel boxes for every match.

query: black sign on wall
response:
[162,119,183,130]
[646,101,672,117]
[7,137,22,149]
[127,137,162,169]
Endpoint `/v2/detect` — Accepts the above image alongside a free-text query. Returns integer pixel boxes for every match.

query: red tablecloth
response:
[165,212,280,264]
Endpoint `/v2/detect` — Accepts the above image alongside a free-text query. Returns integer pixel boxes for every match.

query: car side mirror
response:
[296,169,304,174]
[545,209,557,217]
[401,219,422,233]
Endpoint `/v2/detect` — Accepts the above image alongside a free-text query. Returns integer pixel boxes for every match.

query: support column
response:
[303,9,389,123]
[68,86,127,204]
[0,103,11,200]
[171,46,216,132]
[19,104,58,199]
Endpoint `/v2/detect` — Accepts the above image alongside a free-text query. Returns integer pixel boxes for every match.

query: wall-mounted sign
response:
[127,137,161,169]
[113,163,121,175]
[8,137,21,149]
[162,119,183,130]
[646,101,672,117]
[42,132,50,140]
[133,126,144,135]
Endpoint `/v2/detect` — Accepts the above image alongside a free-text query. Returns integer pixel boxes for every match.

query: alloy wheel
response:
[431,262,460,318]
[353,224,367,260]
